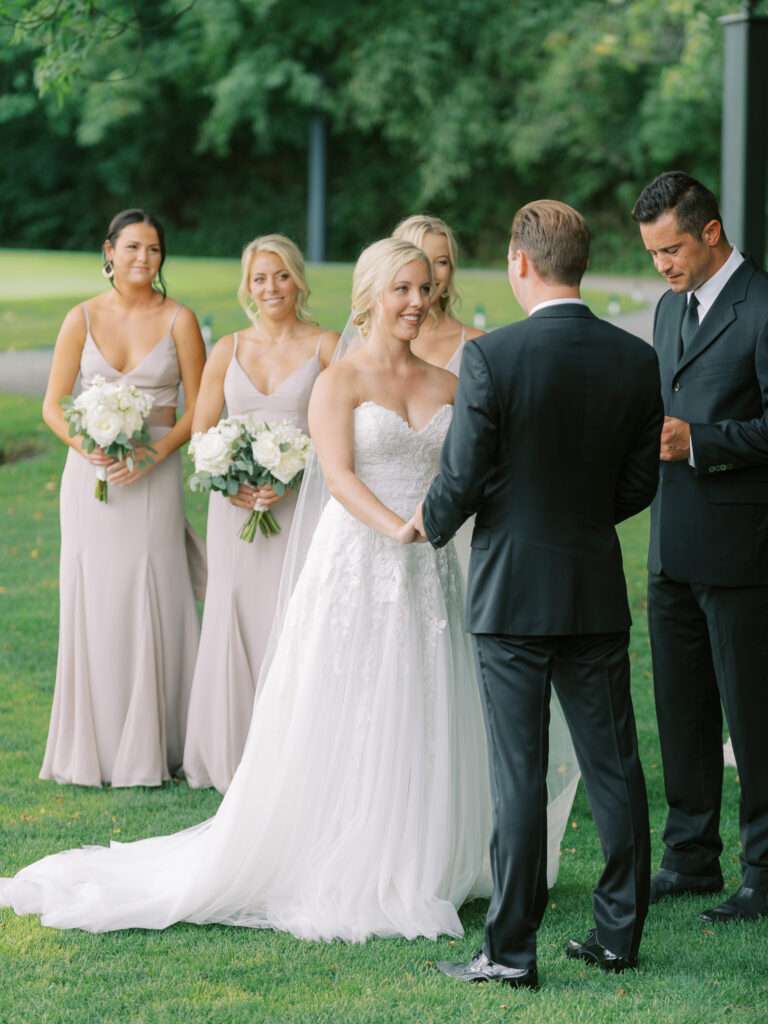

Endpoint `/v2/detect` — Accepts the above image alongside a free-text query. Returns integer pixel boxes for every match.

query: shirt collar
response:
[689,247,744,319]
[529,297,587,317]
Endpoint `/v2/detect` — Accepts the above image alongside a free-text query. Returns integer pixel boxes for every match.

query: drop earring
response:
[102,261,114,280]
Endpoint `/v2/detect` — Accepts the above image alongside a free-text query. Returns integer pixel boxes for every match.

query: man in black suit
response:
[410,200,663,987]
[633,171,768,923]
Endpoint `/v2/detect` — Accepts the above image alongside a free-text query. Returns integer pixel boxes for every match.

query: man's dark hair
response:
[632,172,724,238]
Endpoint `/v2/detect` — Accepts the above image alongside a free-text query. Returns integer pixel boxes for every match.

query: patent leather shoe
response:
[699,886,768,924]
[565,930,637,973]
[650,867,723,904]
[436,950,539,989]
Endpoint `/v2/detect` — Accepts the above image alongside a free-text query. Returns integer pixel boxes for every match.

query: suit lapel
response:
[676,261,754,374]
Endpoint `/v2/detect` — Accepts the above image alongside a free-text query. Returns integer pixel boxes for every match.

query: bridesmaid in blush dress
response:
[392,214,485,375]
[39,209,206,787]
[182,234,338,793]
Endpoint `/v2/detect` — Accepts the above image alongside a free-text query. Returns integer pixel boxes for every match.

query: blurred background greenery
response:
[0,0,760,270]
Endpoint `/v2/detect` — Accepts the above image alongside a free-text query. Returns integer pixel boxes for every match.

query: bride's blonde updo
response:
[238,233,313,324]
[392,214,459,316]
[350,238,431,336]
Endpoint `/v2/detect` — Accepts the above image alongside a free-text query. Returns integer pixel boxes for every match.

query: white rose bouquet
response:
[188,417,311,542]
[63,375,156,502]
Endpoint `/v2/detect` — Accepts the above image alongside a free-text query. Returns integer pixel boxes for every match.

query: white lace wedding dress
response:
[1,402,573,939]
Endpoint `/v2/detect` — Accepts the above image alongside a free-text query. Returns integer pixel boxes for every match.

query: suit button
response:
[708,466,717,474]
[672,382,681,392]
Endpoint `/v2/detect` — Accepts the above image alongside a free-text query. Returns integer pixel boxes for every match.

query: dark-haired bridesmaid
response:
[40,209,206,787]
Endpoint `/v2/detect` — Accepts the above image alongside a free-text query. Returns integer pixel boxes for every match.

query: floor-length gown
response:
[1,400,578,941]
[183,335,321,792]
[40,304,200,788]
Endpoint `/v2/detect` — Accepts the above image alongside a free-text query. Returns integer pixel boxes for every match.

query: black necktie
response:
[680,293,700,357]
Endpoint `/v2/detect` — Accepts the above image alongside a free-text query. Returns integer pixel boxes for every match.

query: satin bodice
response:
[79,304,182,408]
[223,334,321,432]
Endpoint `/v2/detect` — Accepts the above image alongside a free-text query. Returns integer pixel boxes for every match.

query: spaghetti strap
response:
[168,303,183,336]
[81,304,91,334]
[314,333,325,359]
[232,332,239,357]
[459,326,466,346]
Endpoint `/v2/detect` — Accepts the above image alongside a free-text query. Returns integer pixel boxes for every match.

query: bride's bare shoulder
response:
[420,360,458,405]
[310,359,362,408]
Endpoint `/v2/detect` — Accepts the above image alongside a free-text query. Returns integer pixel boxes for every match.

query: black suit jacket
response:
[649,259,768,585]
[423,304,663,635]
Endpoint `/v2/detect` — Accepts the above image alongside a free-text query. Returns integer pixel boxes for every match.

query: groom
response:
[411,200,663,988]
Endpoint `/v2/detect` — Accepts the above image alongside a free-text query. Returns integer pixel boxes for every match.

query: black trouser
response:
[648,571,768,888]
[473,632,650,970]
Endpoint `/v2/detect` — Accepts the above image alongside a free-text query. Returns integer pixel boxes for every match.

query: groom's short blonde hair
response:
[510,200,590,286]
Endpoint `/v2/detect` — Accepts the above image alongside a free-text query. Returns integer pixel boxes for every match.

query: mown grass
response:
[0,249,643,352]
[0,394,766,1024]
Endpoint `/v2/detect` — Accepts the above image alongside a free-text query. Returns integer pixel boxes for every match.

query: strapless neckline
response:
[355,400,452,435]
[85,331,174,377]
[234,350,321,398]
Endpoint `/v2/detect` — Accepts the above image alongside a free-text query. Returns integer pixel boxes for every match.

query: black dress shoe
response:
[436,950,539,989]
[565,930,637,973]
[699,886,768,923]
[650,868,724,904]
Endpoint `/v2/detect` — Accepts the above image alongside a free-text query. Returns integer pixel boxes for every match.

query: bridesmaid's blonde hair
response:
[238,234,313,323]
[350,239,431,336]
[392,214,459,316]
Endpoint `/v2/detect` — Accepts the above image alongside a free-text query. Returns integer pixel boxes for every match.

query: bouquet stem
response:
[240,508,281,543]
[94,467,108,503]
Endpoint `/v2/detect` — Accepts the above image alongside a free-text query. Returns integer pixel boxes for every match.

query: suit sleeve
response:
[422,340,500,548]
[614,353,664,524]
[689,319,768,475]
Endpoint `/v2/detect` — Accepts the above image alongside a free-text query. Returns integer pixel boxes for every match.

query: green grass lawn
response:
[0,249,643,352]
[0,394,765,1024]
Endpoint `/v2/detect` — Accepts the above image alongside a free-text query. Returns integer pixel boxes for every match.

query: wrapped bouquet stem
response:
[62,376,156,502]
[189,417,311,543]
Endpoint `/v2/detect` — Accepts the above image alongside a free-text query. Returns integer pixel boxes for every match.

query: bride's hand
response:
[393,520,419,545]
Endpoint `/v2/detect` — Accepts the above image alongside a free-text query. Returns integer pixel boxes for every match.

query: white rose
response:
[272,449,306,485]
[251,432,281,470]
[122,408,144,437]
[242,412,267,435]
[218,419,243,446]
[191,430,233,476]
[87,405,123,447]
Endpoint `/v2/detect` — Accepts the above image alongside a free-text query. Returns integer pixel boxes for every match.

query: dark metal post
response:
[307,113,327,263]
[720,2,768,267]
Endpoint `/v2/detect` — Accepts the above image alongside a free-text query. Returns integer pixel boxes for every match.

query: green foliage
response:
[0,0,765,265]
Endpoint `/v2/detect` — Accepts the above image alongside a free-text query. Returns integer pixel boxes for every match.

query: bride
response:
[1,238,577,941]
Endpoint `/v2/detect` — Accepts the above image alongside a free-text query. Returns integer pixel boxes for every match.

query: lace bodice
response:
[352,401,452,519]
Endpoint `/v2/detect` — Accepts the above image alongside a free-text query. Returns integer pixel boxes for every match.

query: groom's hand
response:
[412,502,428,542]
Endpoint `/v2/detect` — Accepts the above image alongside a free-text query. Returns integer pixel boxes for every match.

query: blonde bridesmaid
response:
[392,214,484,373]
[40,209,206,787]
[393,214,484,566]
[183,234,338,792]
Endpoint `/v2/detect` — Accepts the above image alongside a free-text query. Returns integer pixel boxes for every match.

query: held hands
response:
[229,483,285,511]
[394,502,429,545]
[660,416,691,462]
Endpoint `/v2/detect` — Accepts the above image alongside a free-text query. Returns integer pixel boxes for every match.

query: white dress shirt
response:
[688,247,744,324]
[529,297,587,316]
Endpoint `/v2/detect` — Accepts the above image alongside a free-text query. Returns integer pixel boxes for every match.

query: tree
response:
[0,0,760,263]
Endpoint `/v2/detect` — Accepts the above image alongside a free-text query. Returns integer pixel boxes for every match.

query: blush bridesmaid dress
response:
[182,333,322,792]
[40,303,201,787]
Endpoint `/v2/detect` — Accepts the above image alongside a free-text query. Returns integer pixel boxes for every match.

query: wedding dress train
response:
[1,402,577,940]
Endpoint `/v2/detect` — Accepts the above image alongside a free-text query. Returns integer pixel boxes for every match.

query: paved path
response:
[0,274,666,397]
